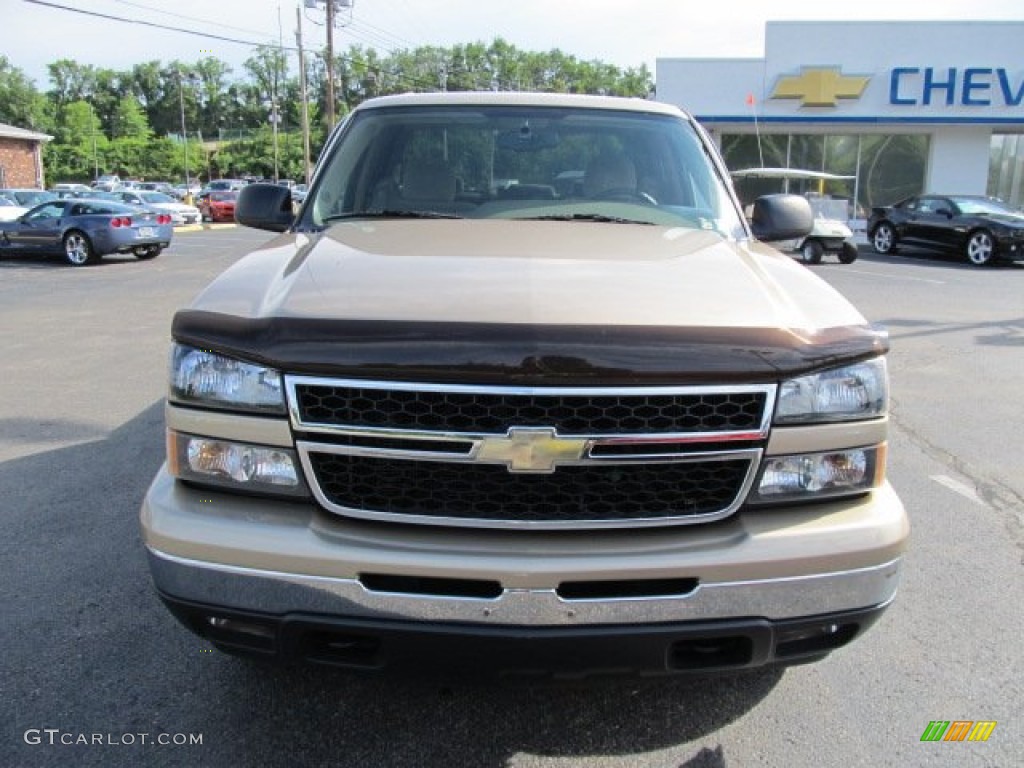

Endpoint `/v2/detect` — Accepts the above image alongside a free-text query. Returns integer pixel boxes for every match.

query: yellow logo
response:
[771,67,870,107]
[476,428,588,473]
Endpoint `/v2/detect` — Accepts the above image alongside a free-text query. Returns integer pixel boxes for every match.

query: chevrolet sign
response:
[771,67,871,107]
[475,427,589,473]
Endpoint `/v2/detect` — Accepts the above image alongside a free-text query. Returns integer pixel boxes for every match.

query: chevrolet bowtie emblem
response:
[770,67,870,107]
[476,428,588,473]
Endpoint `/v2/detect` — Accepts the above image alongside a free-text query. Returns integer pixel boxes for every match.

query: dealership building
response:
[657,21,1024,231]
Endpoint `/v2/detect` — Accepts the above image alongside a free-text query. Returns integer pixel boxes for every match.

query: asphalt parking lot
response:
[1,231,1021,767]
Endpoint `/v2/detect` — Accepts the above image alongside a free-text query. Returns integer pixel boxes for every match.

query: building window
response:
[988,134,1024,210]
[858,135,928,209]
[720,133,929,219]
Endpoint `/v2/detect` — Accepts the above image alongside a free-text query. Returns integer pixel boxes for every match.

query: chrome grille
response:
[308,453,753,524]
[293,382,767,435]
[287,377,775,530]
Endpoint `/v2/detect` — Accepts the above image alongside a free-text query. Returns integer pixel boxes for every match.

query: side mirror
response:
[934,207,953,218]
[235,183,294,232]
[749,193,814,242]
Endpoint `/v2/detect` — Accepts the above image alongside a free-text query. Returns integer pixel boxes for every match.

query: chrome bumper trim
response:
[147,548,901,626]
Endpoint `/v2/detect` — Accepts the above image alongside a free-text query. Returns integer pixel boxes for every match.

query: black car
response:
[868,194,1024,266]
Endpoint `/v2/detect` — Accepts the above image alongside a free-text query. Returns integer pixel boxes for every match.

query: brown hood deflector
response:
[172,311,888,386]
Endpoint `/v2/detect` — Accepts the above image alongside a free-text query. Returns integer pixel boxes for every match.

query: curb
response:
[175,222,237,233]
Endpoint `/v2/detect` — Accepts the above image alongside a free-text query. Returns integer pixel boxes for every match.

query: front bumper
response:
[999,238,1024,260]
[159,593,891,675]
[141,467,907,672]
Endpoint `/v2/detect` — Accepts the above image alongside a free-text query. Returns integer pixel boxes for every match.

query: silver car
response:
[117,191,201,226]
[0,198,173,266]
[0,196,28,222]
[0,188,57,207]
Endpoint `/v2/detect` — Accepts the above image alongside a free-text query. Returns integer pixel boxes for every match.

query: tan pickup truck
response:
[141,92,908,676]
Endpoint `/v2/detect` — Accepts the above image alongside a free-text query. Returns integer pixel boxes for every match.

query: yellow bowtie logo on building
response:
[771,67,871,107]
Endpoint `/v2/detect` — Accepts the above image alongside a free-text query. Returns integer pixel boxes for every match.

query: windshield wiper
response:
[523,213,655,225]
[322,209,463,223]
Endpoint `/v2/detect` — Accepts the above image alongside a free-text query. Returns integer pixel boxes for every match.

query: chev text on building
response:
[890,68,1024,107]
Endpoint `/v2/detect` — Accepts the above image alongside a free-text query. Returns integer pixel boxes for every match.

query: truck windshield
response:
[306,104,745,237]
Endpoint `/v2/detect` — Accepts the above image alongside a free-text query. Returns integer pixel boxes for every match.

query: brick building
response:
[0,122,53,189]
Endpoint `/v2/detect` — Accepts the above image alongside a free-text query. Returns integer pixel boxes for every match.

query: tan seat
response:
[402,159,457,202]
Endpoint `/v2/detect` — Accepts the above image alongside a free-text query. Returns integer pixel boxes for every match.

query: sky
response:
[6,0,1024,88]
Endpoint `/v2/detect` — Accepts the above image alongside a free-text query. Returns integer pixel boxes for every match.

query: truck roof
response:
[352,91,688,118]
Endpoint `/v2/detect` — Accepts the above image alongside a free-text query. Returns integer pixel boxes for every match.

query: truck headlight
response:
[749,445,885,504]
[169,344,285,414]
[167,431,307,497]
[775,358,887,424]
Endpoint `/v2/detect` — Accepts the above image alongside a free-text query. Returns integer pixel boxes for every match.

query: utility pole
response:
[89,103,99,180]
[325,0,336,130]
[177,68,191,192]
[270,100,280,182]
[271,4,284,183]
[296,5,313,185]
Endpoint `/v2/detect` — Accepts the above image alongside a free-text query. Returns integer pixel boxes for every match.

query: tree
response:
[244,46,287,112]
[45,100,107,181]
[91,68,125,135]
[129,61,167,131]
[23,40,653,185]
[193,57,233,139]
[0,56,48,130]
[108,95,154,179]
[47,60,97,111]
[111,96,152,140]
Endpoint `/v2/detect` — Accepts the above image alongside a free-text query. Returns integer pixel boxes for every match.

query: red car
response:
[199,191,237,223]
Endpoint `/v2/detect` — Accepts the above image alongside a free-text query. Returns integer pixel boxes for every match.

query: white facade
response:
[657,21,1024,207]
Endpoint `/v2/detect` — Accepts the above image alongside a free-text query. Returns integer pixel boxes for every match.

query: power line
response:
[298,3,414,56]
[106,0,275,41]
[105,0,422,56]
[346,17,416,50]
[21,0,474,94]
[22,0,300,51]
[342,21,410,53]
[375,0,425,48]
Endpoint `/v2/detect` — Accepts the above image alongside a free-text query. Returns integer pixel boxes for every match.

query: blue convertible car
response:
[0,198,173,266]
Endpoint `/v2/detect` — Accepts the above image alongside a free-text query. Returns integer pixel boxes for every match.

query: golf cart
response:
[731,168,859,264]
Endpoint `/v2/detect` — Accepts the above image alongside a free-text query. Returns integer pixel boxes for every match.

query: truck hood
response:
[174,219,885,384]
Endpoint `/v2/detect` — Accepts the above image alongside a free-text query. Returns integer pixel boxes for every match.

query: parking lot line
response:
[840,267,945,285]
[930,475,988,507]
